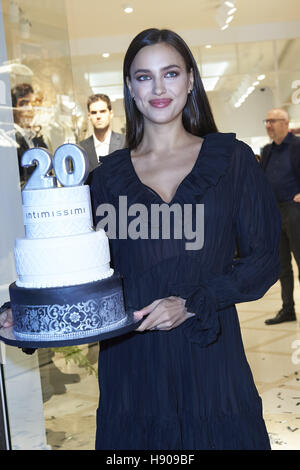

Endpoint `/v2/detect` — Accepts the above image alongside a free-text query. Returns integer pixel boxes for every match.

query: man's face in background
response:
[88,99,113,132]
[14,92,34,128]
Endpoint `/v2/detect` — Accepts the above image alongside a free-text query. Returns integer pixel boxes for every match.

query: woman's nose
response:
[153,78,166,95]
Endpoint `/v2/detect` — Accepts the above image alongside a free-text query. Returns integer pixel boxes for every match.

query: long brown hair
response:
[123,28,218,149]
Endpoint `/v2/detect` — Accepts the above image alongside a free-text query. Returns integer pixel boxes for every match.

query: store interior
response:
[0,0,300,450]
[2,0,300,151]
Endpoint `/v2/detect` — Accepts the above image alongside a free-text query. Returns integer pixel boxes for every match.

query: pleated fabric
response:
[90,132,281,450]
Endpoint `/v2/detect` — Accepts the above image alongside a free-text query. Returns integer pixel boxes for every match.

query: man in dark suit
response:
[261,108,300,324]
[79,94,125,172]
[80,94,125,363]
[11,83,48,187]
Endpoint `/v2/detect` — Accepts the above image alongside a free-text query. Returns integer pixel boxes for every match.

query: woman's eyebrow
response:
[133,64,182,74]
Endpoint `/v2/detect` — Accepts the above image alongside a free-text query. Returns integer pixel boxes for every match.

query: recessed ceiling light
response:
[257,74,266,81]
[102,53,110,58]
[221,24,229,30]
[123,5,133,13]
[205,44,212,48]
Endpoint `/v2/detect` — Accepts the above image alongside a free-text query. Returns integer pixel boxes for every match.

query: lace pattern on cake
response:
[13,291,126,340]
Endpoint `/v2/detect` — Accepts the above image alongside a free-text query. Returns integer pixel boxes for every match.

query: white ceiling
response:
[6,0,299,38]
[64,0,300,39]
[3,0,300,42]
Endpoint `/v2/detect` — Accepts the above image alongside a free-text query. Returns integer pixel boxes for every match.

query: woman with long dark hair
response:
[0,28,281,450]
[90,28,281,450]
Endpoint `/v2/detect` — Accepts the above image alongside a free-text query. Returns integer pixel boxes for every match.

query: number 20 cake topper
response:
[21,144,90,190]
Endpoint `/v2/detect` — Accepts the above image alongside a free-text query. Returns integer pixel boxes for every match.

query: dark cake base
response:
[0,273,142,348]
[0,310,141,348]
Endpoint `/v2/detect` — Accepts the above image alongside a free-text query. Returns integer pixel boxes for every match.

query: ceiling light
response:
[123,5,133,13]
[202,77,220,91]
[257,74,266,81]
[201,61,228,91]
[221,24,229,30]
[228,7,237,15]
[216,1,237,30]
[231,74,258,108]
[202,61,228,76]
[102,53,110,58]
[205,45,212,48]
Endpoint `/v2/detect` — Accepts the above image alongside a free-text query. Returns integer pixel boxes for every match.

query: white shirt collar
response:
[93,130,111,148]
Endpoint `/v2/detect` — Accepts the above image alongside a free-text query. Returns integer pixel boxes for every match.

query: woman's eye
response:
[165,71,178,78]
[136,75,151,81]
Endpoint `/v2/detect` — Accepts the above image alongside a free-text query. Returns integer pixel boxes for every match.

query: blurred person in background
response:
[80,93,125,173]
[11,83,48,187]
[261,108,300,325]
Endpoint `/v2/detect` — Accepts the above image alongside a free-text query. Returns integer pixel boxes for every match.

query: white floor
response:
[238,277,300,450]
[42,274,300,451]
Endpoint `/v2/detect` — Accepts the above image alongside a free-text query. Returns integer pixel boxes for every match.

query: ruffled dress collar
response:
[103,132,236,205]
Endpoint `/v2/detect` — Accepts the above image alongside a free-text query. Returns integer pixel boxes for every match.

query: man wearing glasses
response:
[261,108,300,325]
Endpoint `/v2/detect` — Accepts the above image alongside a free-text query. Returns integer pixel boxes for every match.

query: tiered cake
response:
[8,144,129,345]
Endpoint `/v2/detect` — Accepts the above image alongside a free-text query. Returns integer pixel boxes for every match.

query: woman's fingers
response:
[136,297,190,332]
[293,193,300,203]
[0,309,13,328]
[133,298,163,321]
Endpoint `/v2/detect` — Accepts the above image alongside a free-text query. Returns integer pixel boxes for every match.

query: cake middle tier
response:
[14,229,113,288]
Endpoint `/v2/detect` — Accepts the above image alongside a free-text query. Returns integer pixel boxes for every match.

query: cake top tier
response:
[20,144,93,238]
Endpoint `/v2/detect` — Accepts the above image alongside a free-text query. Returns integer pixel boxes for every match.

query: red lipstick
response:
[149,99,172,108]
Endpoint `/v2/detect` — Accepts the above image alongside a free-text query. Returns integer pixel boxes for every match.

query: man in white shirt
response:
[79,94,126,363]
[79,94,125,173]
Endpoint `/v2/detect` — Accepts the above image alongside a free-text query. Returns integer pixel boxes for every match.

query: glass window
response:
[0,0,99,450]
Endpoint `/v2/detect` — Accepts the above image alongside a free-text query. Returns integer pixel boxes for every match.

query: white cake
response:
[14,185,113,288]
[9,145,129,345]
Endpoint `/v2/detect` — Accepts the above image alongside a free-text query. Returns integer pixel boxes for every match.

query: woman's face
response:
[127,42,193,127]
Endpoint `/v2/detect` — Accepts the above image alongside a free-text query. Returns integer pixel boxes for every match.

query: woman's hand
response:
[134,296,195,332]
[293,193,300,203]
[0,308,13,328]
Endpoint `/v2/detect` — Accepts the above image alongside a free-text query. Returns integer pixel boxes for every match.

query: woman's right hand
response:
[0,308,13,328]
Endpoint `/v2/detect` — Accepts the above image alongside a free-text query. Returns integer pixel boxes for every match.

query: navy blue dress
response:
[90,132,281,450]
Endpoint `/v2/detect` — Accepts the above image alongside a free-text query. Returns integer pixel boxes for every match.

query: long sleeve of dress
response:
[183,140,281,345]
